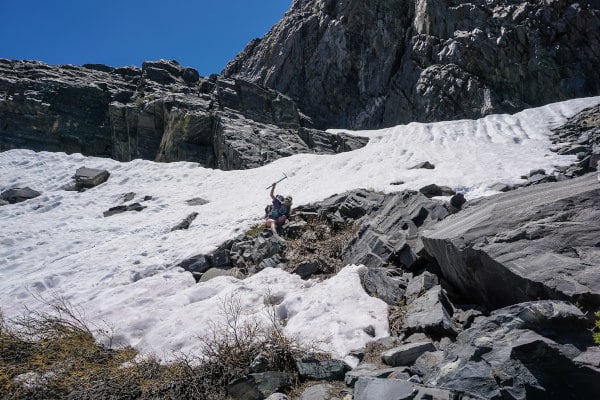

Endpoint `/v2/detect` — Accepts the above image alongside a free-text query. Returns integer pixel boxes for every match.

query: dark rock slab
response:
[297,383,336,400]
[0,187,41,204]
[423,172,600,309]
[170,212,198,231]
[177,254,211,274]
[381,341,436,367]
[421,301,600,400]
[103,202,146,217]
[341,190,448,269]
[358,267,406,305]
[354,376,479,400]
[409,161,435,170]
[292,260,320,279]
[295,357,351,381]
[419,184,455,198]
[185,197,209,206]
[403,285,458,337]
[74,167,109,189]
[227,371,293,400]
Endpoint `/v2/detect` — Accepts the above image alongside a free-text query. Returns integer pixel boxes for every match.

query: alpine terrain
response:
[1,1,600,399]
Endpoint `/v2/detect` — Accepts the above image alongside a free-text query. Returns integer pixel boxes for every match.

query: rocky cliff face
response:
[0,59,366,169]
[224,0,600,129]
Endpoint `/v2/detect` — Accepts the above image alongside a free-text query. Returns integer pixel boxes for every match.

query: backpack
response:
[264,204,273,218]
[264,203,290,219]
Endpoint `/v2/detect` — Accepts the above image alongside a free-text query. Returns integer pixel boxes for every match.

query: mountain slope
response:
[1,97,598,362]
[224,0,600,129]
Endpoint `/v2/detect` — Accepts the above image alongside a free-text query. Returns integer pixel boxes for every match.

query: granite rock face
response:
[0,59,367,169]
[224,0,600,129]
[422,172,600,309]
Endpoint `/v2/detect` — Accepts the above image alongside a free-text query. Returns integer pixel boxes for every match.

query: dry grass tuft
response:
[0,294,317,399]
[285,217,358,276]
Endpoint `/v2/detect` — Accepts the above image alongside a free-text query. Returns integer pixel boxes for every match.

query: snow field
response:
[1,96,598,365]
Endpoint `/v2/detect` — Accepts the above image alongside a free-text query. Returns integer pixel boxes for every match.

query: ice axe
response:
[266,173,288,189]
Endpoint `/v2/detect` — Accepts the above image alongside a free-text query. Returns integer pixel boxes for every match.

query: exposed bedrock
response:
[0,59,367,169]
[422,172,600,309]
[224,0,600,129]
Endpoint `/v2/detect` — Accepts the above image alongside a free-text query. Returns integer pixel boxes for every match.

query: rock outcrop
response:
[420,301,600,400]
[422,172,600,309]
[224,0,600,129]
[0,59,367,169]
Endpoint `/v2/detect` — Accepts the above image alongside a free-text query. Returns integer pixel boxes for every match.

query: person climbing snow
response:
[265,182,293,237]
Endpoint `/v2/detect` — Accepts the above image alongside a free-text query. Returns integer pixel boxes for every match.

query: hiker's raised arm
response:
[270,183,276,200]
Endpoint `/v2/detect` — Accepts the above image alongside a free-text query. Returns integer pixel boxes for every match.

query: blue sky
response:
[0,1,291,76]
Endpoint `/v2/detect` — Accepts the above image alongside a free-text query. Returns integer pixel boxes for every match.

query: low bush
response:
[594,311,600,345]
[1,294,313,399]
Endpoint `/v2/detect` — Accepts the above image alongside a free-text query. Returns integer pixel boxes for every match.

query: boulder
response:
[449,193,466,210]
[358,268,406,305]
[170,212,198,231]
[419,184,455,198]
[102,202,146,217]
[345,364,410,387]
[405,271,438,298]
[0,187,41,204]
[354,377,415,400]
[403,285,458,337]
[409,161,435,170]
[353,377,476,400]
[298,383,337,400]
[295,357,351,381]
[74,167,110,189]
[422,172,600,309]
[227,371,293,400]
[292,260,320,279]
[381,341,436,367]
[421,301,600,400]
[341,190,448,269]
[177,254,211,274]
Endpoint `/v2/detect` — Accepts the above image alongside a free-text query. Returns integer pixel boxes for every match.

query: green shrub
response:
[245,222,266,237]
[594,311,600,345]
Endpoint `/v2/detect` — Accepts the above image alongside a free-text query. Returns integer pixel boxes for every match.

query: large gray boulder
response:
[73,167,110,189]
[403,285,458,337]
[353,376,484,400]
[422,172,600,309]
[381,341,436,367]
[359,267,406,305]
[224,0,600,130]
[0,187,41,204]
[421,301,600,400]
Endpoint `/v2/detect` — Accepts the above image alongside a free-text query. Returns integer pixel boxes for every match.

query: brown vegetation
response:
[0,295,315,399]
